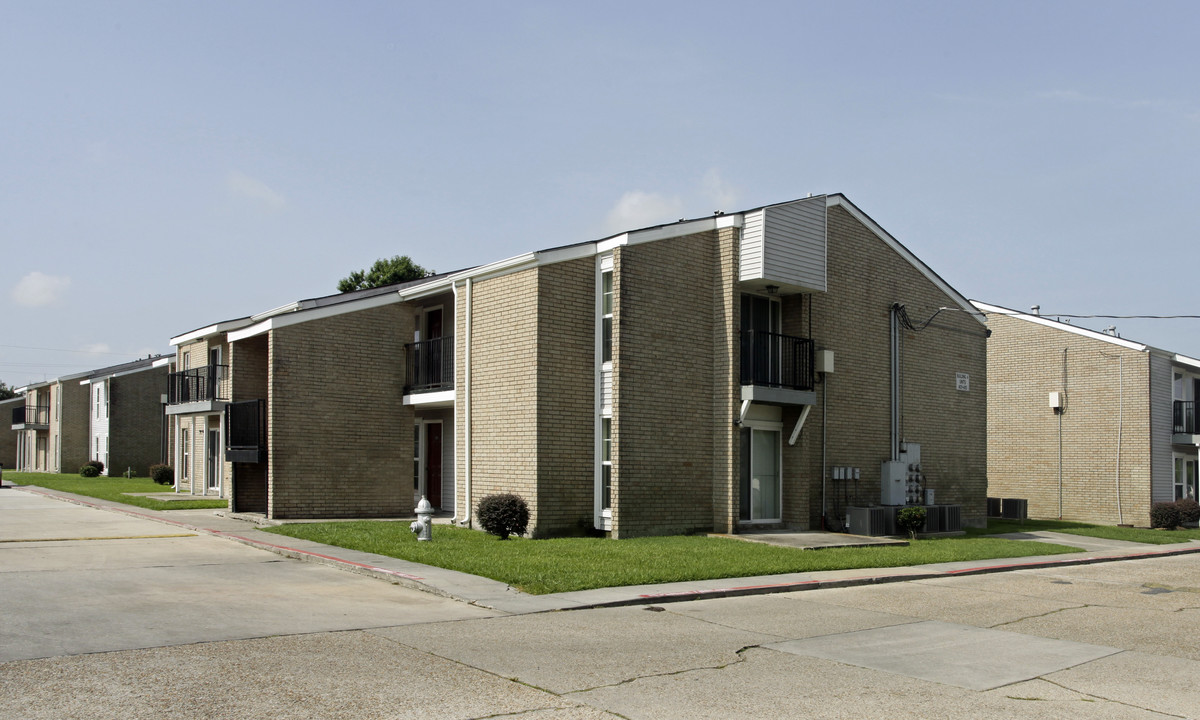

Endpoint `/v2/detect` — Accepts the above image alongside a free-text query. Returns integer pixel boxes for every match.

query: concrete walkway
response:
[9,483,1200,615]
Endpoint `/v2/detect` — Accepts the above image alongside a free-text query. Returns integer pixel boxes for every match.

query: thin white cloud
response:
[604,191,684,234]
[700,169,740,213]
[227,170,287,211]
[12,271,70,307]
[81,342,111,355]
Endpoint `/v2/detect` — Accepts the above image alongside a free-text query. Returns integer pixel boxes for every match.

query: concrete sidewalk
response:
[11,483,1200,615]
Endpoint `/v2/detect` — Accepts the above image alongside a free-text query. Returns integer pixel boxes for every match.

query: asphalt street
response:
[2,486,1199,719]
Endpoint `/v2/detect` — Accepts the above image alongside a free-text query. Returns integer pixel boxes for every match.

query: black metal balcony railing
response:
[12,404,49,427]
[740,330,815,391]
[167,365,229,404]
[225,399,266,463]
[1175,400,1196,434]
[405,335,454,394]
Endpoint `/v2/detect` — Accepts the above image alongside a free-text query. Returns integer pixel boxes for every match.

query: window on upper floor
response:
[601,269,613,364]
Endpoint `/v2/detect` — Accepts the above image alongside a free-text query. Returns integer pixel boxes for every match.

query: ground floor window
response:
[1174,455,1197,500]
[181,427,190,480]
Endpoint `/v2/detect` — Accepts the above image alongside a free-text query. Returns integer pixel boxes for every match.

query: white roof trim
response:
[597,214,743,253]
[972,301,1151,352]
[227,289,406,342]
[170,318,255,346]
[829,195,984,325]
[251,301,303,322]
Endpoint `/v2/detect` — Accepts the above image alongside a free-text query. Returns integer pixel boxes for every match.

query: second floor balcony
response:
[12,404,50,430]
[1175,400,1197,437]
[405,335,454,396]
[740,330,815,391]
[167,365,229,406]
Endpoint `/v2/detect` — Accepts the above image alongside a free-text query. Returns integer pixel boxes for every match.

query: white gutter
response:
[450,281,460,524]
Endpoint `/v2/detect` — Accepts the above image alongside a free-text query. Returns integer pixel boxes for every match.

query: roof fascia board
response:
[170,319,254,347]
[396,277,458,301]
[227,290,406,342]
[597,214,743,254]
[972,301,1149,352]
[250,301,303,322]
[830,195,985,325]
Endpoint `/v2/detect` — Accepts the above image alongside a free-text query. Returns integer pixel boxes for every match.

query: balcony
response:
[1174,400,1198,443]
[166,365,229,410]
[11,404,49,430]
[225,400,266,463]
[405,335,454,396]
[740,330,816,406]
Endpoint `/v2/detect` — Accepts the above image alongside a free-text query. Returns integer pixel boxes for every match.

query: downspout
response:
[820,375,829,529]
[890,304,900,460]
[1115,354,1124,524]
[450,282,459,524]
[463,277,473,528]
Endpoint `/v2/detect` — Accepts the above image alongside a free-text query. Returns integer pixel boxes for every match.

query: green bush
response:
[80,463,100,478]
[896,506,927,539]
[477,493,530,540]
[150,464,175,485]
[1150,502,1181,529]
[82,459,104,474]
[1174,498,1199,525]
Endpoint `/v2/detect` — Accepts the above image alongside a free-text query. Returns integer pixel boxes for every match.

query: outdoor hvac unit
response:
[1001,498,1028,520]
[848,506,895,536]
[987,497,1002,518]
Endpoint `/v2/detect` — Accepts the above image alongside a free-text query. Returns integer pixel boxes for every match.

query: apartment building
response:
[175,194,988,536]
[975,301,1197,525]
[11,375,88,473]
[81,357,171,477]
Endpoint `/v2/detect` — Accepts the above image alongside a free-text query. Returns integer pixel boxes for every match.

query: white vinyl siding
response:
[739,196,827,292]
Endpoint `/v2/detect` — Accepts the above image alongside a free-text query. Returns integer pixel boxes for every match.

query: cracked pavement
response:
[3,490,1199,718]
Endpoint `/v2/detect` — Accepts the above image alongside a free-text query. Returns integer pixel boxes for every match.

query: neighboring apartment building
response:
[173,194,988,536]
[0,396,22,470]
[11,375,89,473]
[974,301,1197,526]
[81,357,172,477]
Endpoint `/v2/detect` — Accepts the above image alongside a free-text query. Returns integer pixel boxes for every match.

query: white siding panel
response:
[762,197,827,292]
[1150,355,1175,503]
[739,210,766,282]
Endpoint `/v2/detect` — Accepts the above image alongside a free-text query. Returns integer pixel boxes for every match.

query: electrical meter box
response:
[881,461,907,505]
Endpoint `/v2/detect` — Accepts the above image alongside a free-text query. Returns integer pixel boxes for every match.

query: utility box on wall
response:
[881,461,906,505]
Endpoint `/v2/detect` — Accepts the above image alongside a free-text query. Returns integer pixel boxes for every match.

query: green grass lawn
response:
[264,521,1085,595]
[6,472,228,511]
[967,518,1200,545]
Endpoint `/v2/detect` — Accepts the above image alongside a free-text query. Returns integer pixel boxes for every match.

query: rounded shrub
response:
[80,463,100,478]
[82,459,104,475]
[477,493,530,540]
[1150,501,1181,529]
[1174,498,1200,525]
[150,464,175,485]
[896,506,927,539]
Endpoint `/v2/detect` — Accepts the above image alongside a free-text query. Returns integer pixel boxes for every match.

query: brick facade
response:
[107,366,169,477]
[985,311,1156,525]
[267,303,412,518]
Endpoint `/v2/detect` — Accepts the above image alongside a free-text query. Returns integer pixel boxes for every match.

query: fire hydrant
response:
[410,496,434,541]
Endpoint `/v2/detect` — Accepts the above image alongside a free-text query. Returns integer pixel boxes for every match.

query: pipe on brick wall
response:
[463,277,473,528]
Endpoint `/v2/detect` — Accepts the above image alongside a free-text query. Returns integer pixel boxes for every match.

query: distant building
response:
[975,301,1198,525]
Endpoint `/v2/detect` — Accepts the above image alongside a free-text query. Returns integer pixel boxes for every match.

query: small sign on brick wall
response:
[956,372,970,392]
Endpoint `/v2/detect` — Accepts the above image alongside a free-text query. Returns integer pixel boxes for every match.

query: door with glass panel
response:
[740,426,781,522]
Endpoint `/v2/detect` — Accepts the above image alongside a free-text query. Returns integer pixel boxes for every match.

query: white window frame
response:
[595,254,615,530]
[741,420,784,524]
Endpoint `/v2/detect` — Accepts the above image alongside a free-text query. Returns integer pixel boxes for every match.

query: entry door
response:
[207,429,220,491]
[425,422,442,508]
[739,427,781,522]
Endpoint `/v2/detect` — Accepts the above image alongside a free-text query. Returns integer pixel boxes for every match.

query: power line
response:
[0,343,136,356]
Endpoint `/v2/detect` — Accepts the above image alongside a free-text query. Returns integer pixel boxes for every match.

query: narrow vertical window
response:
[601,418,612,510]
[601,270,613,363]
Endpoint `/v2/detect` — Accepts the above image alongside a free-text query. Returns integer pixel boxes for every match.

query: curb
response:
[16,485,1200,613]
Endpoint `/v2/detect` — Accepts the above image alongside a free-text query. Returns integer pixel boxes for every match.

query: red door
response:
[426,423,442,508]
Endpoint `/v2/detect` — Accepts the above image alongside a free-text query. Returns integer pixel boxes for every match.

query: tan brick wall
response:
[0,397,21,470]
[612,232,720,538]
[267,303,413,519]
[56,380,90,473]
[712,227,741,533]
[109,366,169,476]
[797,205,988,528]
[532,257,596,536]
[458,269,541,527]
[986,312,1152,525]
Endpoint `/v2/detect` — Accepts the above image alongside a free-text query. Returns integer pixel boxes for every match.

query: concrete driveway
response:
[0,488,496,662]
[3,486,1199,719]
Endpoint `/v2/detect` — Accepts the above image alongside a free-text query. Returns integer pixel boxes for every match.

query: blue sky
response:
[3,0,1199,386]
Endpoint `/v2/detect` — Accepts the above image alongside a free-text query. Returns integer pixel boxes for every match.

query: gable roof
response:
[199,193,984,342]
